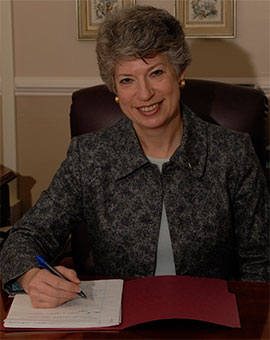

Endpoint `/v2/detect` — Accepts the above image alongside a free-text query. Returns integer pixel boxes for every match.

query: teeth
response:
[140,103,158,112]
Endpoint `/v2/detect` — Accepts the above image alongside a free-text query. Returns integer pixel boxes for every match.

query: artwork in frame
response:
[175,0,236,38]
[77,0,135,40]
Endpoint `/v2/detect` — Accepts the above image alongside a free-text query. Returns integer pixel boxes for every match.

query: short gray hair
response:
[96,5,192,93]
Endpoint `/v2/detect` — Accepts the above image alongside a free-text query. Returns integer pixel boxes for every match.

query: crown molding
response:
[14,76,103,96]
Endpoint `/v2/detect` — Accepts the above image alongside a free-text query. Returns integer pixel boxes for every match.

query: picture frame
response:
[77,0,135,40]
[175,0,236,38]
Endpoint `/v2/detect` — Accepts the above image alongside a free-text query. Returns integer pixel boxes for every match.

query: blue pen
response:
[36,255,87,299]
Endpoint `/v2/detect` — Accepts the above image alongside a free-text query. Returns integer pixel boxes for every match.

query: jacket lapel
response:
[109,103,208,180]
[171,104,208,179]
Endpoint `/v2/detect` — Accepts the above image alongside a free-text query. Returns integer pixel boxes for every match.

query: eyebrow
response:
[116,63,166,78]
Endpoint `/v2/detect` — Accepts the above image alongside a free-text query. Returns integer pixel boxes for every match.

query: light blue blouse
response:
[147,156,176,276]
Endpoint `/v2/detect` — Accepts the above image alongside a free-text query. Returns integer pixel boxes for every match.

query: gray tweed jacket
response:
[1,104,269,292]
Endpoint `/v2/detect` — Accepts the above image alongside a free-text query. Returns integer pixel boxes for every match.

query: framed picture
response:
[77,0,135,40]
[175,0,236,38]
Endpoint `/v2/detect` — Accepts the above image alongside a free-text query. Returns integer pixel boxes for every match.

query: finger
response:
[30,269,81,296]
[30,280,79,300]
[30,289,78,308]
[55,266,81,284]
[29,279,79,308]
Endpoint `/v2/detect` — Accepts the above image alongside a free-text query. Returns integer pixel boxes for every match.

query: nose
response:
[137,79,154,101]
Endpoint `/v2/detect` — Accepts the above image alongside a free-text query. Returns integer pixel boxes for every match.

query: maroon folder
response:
[117,275,240,329]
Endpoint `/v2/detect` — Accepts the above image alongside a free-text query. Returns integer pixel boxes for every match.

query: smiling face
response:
[114,54,184,137]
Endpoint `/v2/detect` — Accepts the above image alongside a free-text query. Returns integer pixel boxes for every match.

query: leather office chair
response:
[68,79,268,275]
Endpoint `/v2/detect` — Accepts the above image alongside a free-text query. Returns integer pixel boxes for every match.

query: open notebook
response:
[3,276,241,330]
[4,279,123,329]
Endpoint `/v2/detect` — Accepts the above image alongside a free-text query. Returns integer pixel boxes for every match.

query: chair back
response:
[69,79,268,274]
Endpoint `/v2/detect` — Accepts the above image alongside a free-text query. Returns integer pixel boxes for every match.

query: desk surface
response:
[0,279,269,339]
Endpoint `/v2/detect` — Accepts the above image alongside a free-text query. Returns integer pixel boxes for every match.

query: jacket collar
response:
[110,103,207,180]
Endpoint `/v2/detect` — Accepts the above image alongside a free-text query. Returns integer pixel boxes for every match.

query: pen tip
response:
[80,291,87,299]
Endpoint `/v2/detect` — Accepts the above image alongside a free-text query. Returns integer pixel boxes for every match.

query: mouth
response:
[137,101,162,115]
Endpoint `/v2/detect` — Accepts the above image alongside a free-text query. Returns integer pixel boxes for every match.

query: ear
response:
[179,70,185,82]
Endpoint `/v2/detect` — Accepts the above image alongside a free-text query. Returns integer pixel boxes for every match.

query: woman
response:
[1,6,269,308]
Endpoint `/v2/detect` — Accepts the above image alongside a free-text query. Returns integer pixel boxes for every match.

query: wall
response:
[1,0,269,217]
[0,96,2,164]
[15,96,71,213]
[187,0,270,82]
[11,0,270,82]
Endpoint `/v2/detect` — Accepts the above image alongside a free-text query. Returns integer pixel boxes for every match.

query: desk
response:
[0,280,269,339]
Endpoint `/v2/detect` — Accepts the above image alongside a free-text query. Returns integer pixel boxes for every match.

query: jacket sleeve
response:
[0,137,84,293]
[232,134,269,281]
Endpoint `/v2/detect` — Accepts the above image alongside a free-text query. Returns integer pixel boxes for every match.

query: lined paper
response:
[4,279,124,328]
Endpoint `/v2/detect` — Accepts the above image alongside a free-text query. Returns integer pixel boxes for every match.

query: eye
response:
[151,69,163,77]
[120,78,133,85]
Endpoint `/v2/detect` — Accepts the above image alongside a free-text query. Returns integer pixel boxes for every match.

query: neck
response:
[134,116,183,159]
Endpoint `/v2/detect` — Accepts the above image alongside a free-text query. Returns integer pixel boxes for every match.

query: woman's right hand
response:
[17,266,81,308]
